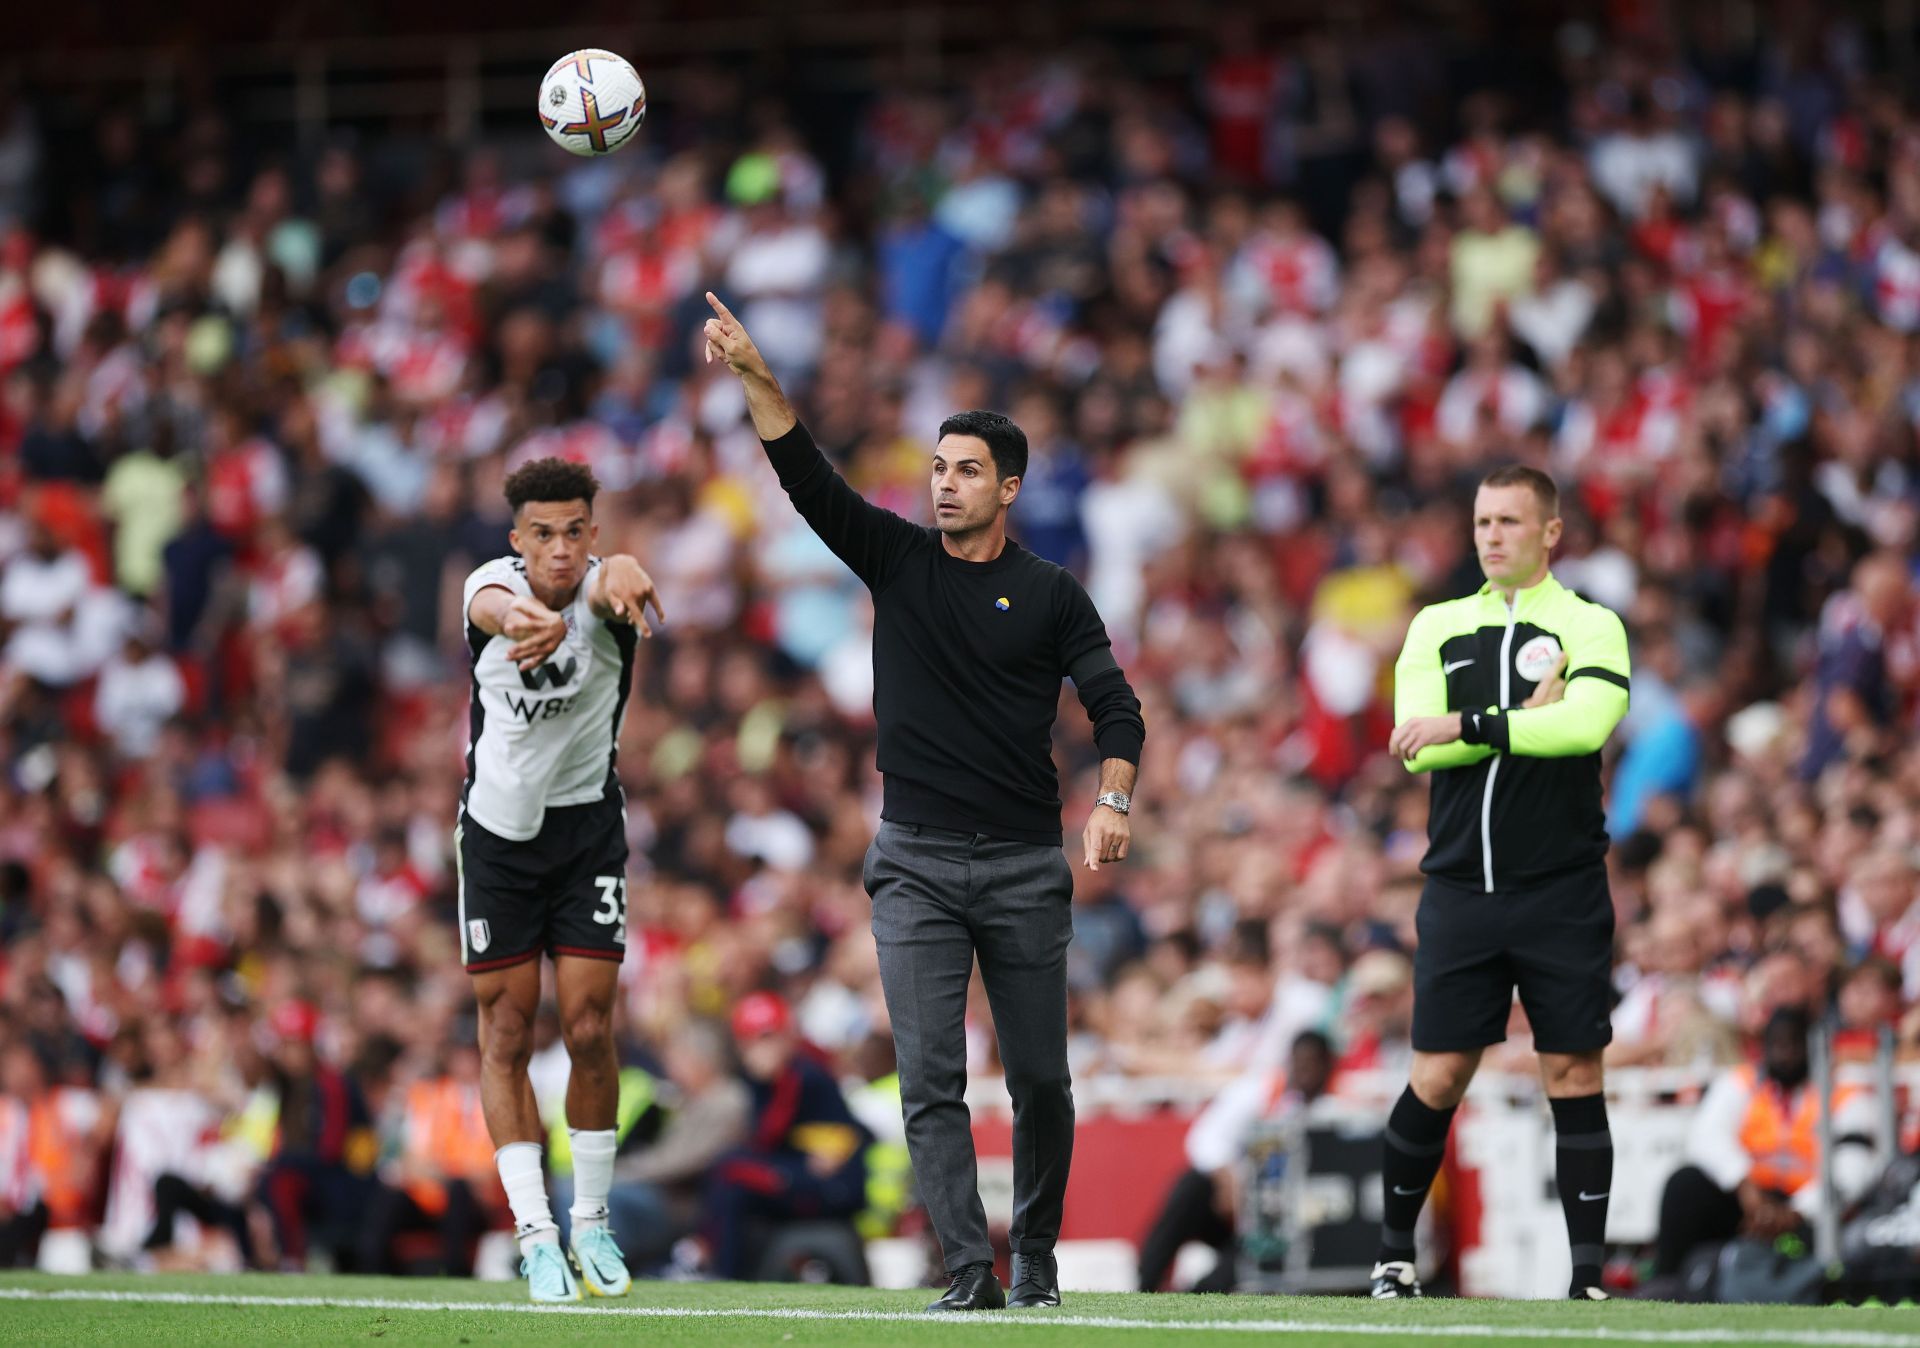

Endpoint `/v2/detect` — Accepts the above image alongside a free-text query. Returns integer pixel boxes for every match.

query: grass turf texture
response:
[4,1273,1920,1346]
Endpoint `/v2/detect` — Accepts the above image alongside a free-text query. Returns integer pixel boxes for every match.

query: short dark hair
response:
[1478,464,1560,519]
[1291,1029,1333,1059]
[505,457,599,516]
[937,409,1028,482]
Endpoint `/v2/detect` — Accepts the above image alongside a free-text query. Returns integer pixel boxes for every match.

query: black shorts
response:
[1412,865,1615,1055]
[456,795,628,974]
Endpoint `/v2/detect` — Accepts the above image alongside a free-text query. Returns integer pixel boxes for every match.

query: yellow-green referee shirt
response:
[1393,573,1631,893]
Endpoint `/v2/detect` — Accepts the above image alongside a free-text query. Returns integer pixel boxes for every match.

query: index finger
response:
[705,290,735,322]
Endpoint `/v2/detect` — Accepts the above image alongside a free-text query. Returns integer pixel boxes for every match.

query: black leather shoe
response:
[1008,1252,1061,1307]
[926,1261,1005,1312]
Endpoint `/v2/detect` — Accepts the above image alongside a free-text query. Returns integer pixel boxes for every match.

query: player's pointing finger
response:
[705,290,735,322]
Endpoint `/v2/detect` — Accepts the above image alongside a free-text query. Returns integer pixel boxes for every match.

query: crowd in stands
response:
[3,5,1920,1280]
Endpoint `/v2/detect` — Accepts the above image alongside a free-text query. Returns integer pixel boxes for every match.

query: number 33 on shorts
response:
[593,875,628,945]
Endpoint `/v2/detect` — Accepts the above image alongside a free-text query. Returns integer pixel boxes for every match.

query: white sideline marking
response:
[0,1288,1917,1345]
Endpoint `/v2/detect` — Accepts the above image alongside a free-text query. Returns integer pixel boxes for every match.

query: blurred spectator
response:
[1802,552,1912,781]
[878,191,965,352]
[555,1017,748,1270]
[1449,190,1539,339]
[1650,1007,1877,1282]
[99,425,186,599]
[119,1015,262,1270]
[359,1037,499,1277]
[1137,1029,1334,1293]
[1330,949,1414,1079]
[1835,958,1902,1059]
[252,1002,374,1271]
[0,1040,106,1267]
[702,993,869,1280]
[93,616,184,760]
[2,513,97,691]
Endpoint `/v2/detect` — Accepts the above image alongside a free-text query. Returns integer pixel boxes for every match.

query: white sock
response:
[496,1142,558,1257]
[568,1128,617,1236]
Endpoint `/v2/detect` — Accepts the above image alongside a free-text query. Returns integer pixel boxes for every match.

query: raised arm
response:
[703,290,798,441]
[703,291,923,590]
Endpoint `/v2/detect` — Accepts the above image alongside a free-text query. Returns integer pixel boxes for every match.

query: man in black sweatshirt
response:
[704,293,1144,1310]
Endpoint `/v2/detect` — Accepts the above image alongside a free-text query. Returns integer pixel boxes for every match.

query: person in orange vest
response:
[0,1040,107,1265]
[1652,1005,1879,1277]
[357,1035,503,1276]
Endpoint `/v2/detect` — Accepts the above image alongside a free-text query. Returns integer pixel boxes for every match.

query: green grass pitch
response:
[3,1272,1920,1346]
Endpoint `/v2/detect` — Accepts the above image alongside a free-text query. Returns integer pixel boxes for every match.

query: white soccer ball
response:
[538,50,647,157]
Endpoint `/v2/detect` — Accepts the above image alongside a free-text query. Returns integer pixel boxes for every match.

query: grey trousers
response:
[864,820,1076,1272]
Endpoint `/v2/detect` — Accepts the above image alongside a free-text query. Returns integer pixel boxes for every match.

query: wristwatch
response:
[1094,790,1132,815]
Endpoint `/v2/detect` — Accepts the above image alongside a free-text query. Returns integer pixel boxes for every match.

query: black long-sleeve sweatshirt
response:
[763,421,1144,845]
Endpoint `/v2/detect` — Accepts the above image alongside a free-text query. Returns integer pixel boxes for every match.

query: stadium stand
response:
[5,0,1920,1297]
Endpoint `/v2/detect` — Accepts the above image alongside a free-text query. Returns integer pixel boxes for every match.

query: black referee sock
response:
[1378,1086,1456,1262]
[1550,1092,1612,1291]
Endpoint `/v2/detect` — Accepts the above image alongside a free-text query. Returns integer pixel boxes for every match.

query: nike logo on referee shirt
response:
[1578,1191,1609,1202]
[1443,659,1475,675]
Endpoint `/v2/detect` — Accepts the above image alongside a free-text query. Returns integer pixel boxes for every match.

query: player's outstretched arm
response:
[588,555,665,635]
[703,290,922,590]
[469,587,567,672]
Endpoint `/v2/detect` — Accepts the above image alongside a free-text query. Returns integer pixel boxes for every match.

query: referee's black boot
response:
[1369,1259,1422,1298]
[1008,1252,1061,1307]
[927,1262,1005,1312]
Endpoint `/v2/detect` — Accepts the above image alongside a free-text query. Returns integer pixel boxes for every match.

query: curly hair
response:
[504,457,600,515]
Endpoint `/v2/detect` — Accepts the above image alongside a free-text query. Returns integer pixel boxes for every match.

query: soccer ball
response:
[538,50,647,157]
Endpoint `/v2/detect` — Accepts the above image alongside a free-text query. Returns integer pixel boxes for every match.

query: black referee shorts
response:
[455,795,628,974]
[1412,864,1615,1055]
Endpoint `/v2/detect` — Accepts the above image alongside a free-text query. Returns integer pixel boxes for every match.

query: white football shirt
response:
[460,556,637,841]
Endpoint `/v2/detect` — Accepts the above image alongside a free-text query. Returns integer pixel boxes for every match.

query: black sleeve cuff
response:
[1093,722,1144,766]
[1459,709,1509,752]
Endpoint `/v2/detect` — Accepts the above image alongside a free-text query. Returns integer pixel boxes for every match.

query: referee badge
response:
[1515,635,1563,682]
[468,919,492,953]
[995,597,1011,611]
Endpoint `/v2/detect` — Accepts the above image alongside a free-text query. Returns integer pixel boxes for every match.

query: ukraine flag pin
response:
[995,597,1011,611]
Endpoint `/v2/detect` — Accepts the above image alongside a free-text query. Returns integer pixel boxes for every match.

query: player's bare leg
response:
[555,955,629,1296]
[1541,1049,1612,1300]
[475,960,578,1301]
[477,961,545,1143]
[1374,1048,1483,1298]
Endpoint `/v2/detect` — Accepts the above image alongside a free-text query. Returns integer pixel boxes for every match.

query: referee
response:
[702,293,1145,1311]
[1374,465,1630,1303]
